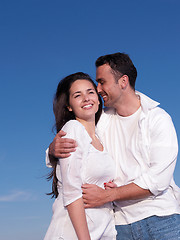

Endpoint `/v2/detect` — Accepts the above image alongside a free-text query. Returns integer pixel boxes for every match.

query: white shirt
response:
[96,91,180,225]
[44,120,116,240]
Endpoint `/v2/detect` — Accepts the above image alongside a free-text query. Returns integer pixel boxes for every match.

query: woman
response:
[44,72,116,240]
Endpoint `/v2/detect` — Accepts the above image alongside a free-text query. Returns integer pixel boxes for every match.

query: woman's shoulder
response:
[62,120,84,131]
[62,120,91,144]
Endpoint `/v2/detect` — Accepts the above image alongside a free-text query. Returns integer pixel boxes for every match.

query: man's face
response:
[96,64,122,108]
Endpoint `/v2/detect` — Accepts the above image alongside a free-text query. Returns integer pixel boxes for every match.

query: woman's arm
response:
[67,198,91,240]
[59,121,92,238]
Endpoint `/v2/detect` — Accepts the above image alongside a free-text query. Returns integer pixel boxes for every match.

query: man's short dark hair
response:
[95,52,137,90]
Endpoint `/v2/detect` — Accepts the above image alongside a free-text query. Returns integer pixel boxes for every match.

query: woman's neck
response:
[76,118,96,139]
[76,117,103,151]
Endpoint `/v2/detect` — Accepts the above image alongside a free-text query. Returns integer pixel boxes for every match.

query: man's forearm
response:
[48,148,58,166]
[106,182,152,202]
[48,142,54,156]
[82,182,152,208]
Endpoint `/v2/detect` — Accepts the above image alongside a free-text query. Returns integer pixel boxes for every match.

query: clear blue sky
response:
[0,0,180,239]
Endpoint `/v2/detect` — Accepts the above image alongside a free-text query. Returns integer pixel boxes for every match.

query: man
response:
[47,53,180,239]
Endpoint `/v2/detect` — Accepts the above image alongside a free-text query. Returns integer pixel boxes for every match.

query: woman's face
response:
[68,79,99,122]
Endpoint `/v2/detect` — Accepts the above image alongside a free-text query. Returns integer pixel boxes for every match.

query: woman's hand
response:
[104,181,117,190]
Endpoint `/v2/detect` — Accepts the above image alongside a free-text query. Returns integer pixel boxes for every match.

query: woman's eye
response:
[89,91,95,94]
[74,95,80,98]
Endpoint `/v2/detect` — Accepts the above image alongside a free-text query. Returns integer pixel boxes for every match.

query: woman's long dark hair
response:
[48,72,103,198]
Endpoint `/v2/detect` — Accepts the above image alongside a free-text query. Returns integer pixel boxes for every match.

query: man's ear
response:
[120,75,129,89]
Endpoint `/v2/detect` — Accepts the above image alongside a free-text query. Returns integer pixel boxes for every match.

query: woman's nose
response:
[83,94,90,101]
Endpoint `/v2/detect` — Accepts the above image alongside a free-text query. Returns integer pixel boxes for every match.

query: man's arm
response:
[48,130,77,158]
[82,183,151,208]
[82,110,178,208]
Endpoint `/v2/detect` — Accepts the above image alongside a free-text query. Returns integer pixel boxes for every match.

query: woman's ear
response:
[67,106,73,111]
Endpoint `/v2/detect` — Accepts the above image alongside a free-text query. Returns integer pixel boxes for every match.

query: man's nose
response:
[97,83,101,93]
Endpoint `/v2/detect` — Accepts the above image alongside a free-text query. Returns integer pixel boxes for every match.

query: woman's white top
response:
[44,120,116,240]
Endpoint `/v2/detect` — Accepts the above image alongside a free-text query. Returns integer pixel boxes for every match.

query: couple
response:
[44,52,180,240]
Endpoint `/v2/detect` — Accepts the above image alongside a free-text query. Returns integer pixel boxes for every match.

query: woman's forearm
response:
[67,198,91,240]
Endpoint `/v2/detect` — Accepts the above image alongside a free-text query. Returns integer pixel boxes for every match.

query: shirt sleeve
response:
[45,148,52,168]
[58,120,92,206]
[134,108,179,196]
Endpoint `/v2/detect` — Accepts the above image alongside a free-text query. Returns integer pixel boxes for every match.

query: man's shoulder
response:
[146,106,175,132]
[149,106,171,119]
[137,91,171,120]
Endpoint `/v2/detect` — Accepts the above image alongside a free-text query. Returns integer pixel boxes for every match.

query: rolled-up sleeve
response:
[134,109,178,196]
[45,148,52,168]
[58,121,91,206]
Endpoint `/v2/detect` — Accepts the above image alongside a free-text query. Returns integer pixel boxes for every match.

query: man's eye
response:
[74,95,80,98]
[89,91,95,94]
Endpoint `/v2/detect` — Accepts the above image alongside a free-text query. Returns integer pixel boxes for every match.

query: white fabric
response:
[96,91,180,225]
[44,120,116,240]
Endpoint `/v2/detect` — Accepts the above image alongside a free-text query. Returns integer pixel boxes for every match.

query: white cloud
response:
[0,190,36,202]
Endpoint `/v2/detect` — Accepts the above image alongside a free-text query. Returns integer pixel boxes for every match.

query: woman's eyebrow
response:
[72,88,95,96]
[72,91,81,96]
[87,88,95,91]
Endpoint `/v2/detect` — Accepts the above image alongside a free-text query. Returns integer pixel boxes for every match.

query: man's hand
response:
[82,184,111,208]
[49,130,77,158]
[82,183,152,208]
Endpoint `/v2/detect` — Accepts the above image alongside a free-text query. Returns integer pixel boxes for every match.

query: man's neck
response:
[115,91,141,117]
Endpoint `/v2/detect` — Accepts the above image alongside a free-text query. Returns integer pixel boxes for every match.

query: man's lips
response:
[101,94,107,101]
